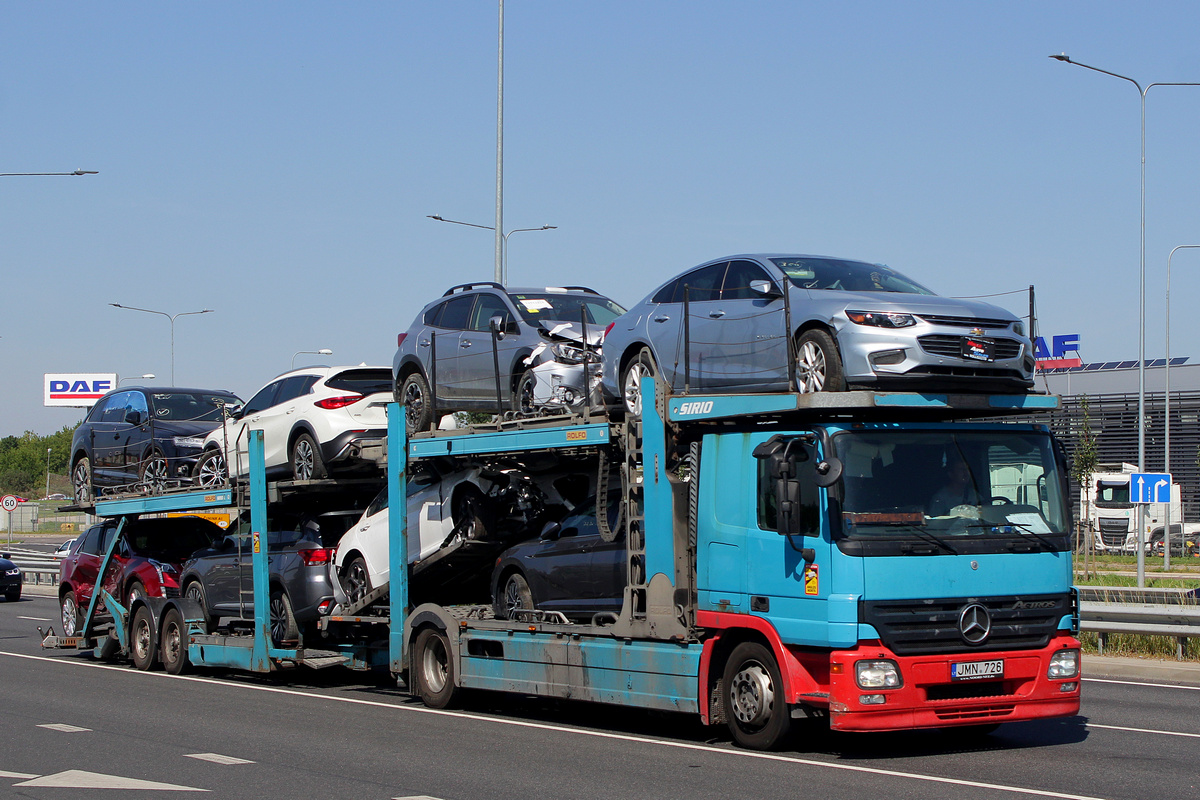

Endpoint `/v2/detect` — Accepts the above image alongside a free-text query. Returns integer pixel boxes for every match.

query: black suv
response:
[69,386,242,502]
[392,283,625,432]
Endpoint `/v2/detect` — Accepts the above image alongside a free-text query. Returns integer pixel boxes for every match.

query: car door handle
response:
[419,339,430,348]
[460,340,472,348]
[709,310,726,318]
[653,315,670,323]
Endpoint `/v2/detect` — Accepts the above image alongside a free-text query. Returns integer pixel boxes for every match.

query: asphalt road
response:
[0,593,1196,800]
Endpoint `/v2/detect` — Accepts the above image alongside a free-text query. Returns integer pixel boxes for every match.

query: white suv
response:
[194,366,392,484]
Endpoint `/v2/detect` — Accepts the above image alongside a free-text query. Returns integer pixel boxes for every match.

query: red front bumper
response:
[821,635,1081,732]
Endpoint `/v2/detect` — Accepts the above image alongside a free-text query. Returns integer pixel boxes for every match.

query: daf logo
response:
[959,603,991,644]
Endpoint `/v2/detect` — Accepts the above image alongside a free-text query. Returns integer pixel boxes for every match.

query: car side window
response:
[88,395,114,422]
[278,375,317,404]
[367,489,389,517]
[658,263,726,303]
[423,301,445,327]
[100,391,133,423]
[79,525,104,555]
[721,260,773,300]
[243,382,282,416]
[126,391,149,422]
[470,293,512,332]
[436,295,476,330]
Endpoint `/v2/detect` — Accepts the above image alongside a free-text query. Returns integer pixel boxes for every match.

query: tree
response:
[1070,396,1099,578]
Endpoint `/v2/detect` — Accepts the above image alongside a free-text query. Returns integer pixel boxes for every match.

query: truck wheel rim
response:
[134,618,152,661]
[422,637,448,693]
[163,622,181,664]
[730,662,774,726]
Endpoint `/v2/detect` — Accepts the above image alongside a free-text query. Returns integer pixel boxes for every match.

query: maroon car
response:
[58,516,223,636]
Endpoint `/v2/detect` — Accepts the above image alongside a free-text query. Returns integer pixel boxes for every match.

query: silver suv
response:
[394,283,626,432]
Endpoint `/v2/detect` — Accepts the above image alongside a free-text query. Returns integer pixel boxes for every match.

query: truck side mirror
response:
[813,458,843,488]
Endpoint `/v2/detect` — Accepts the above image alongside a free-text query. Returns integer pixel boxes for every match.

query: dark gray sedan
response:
[178,527,335,645]
[601,254,1034,415]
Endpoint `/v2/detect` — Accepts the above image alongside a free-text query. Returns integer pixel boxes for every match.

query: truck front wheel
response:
[413,627,457,709]
[723,641,791,750]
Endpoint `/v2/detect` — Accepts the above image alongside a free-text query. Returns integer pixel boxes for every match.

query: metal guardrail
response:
[1080,600,1200,660]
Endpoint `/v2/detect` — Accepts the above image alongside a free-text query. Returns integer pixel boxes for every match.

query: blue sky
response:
[5,1,1200,435]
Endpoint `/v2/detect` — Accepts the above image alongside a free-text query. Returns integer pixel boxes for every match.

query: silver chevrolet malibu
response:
[600,254,1034,415]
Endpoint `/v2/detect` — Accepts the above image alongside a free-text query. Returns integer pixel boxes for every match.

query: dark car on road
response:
[393,283,626,432]
[70,386,243,502]
[58,516,224,636]
[491,493,624,621]
[601,254,1034,416]
[178,523,336,645]
[1,553,21,602]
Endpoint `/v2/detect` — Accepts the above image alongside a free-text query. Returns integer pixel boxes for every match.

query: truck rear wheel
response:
[160,607,189,675]
[130,606,157,671]
[413,627,457,709]
[723,641,791,750]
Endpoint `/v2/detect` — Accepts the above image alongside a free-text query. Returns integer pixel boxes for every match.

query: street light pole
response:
[45,448,52,500]
[1164,245,1200,571]
[1050,54,1200,586]
[495,0,505,285]
[118,374,156,385]
[426,215,556,285]
[109,304,214,385]
[0,169,98,177]
[292,349,333,369]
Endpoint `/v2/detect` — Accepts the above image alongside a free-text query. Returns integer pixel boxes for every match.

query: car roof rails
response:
[557,286,601,295]
[443,282,504,297]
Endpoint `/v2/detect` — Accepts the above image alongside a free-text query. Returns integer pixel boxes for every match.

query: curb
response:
[1084,653,1200,687]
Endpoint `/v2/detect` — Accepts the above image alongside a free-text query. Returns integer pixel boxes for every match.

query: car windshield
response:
[151,392,242,423]
[508,293,627,327]
[833,428,1070,545]
[325,369,392,396]
[772,258,935,295]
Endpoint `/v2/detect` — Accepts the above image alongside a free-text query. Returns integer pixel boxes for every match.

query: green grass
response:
[1080,631,1200,661]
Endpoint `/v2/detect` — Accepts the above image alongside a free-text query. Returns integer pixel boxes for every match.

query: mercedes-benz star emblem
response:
[959,603,991,644]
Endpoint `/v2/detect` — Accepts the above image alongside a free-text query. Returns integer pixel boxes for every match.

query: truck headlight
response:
[855,659,902,689]
[1047,649,1079,679]
[846,311,916,328]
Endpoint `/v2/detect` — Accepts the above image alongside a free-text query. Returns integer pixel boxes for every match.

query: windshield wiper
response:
[961,521,1058,552]
[861,521,958,555]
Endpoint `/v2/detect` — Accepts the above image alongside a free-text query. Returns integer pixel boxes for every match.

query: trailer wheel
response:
[413,628,457,709]
[130,605,157,671]
[160,607,189,675]
[723,641,791,750]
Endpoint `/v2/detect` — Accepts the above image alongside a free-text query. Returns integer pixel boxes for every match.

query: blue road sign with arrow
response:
[1131,472,1172,503]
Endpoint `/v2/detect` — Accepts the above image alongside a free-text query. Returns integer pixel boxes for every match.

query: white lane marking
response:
[13,769,207,791]
[17,616,52,621]
[1083,677,1200,692]
[0,770,40,779]
[1086,723,1200,739]
[37,723,91,732]
[184,753,255,765]
[394,796,447,800]
[0,650,1115,800]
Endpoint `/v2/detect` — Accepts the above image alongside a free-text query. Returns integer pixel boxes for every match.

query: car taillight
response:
[315,394,364,410]
[604,322,615,339]
[397,333,407,347]
[299,548,332,565]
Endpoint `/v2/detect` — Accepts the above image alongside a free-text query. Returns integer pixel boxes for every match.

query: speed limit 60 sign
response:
[1,496,18,512]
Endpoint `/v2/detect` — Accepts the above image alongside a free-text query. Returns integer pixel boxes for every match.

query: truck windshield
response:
[832,428,1070,552]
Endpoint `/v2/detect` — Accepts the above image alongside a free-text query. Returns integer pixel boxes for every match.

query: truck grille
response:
[918,335,1022,360]
[860,593,1072,656]
[1097,517,1130,548]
